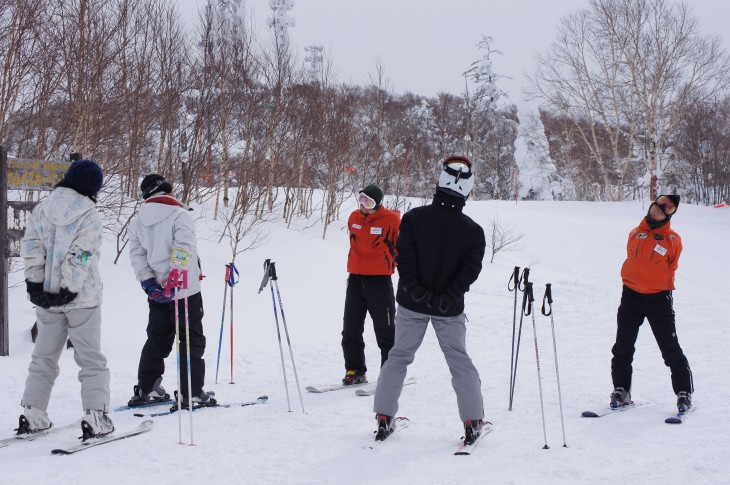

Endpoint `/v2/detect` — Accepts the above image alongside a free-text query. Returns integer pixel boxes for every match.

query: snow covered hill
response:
[2,196,729,484]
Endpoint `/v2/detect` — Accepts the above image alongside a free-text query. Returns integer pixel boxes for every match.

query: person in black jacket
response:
[372,156,487,444]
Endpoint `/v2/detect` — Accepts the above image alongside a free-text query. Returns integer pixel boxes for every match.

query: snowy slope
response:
[2,196,729,484]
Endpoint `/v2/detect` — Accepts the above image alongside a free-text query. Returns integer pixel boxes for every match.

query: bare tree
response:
[0,0,46,143]
[529,0,730,200]
[487,214,522,263]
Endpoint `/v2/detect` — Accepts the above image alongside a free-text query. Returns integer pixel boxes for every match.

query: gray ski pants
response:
[373,305,483,421]
[22,306,110,412]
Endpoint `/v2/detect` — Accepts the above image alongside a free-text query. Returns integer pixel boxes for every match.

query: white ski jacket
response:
[128,195,202,296]
[21,187,104,309]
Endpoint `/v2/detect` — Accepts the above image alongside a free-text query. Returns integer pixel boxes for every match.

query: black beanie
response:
[63,160,103,197]
[361,184,384,209]
[140,173,173,199]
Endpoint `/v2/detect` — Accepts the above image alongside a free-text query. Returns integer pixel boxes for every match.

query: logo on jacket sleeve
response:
[370,227,383,235]
[351,224,362,230]
[636,233,648,239]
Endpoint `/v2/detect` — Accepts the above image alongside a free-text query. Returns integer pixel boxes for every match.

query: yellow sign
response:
[6,157,70,190]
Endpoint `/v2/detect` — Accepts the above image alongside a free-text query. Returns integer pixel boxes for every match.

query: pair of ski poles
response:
[215,263,239,384]
[258,259,305,413]
[508,267,567,448]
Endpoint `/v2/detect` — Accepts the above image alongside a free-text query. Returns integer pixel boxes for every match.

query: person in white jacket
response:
[127,174,213,410]
[19,159,114,440]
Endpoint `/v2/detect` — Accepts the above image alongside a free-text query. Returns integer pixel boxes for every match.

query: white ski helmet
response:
[437,155,474,199]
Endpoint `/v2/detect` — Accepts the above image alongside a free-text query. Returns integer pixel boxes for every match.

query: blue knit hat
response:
[64,159,103,197]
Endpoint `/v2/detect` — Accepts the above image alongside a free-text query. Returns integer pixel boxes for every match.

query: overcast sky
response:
[179,0,729,107]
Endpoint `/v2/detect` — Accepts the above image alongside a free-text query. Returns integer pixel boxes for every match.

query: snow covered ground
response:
[2,194,729,484]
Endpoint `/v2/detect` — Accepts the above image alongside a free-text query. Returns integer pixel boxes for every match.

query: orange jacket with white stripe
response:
[346,207,400,276]
[621,218,682,294]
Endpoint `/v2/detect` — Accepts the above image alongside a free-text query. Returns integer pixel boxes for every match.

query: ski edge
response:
[133,395,268,417]
[581,402,644,418]
[306,382,370,393]
[51,420,154,455]
[665,406,696,424]
[0,421,80,448]
[355,377,417,397]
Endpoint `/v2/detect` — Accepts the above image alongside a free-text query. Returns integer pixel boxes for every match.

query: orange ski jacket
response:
[621,218,682,294]
[347,207,400,276]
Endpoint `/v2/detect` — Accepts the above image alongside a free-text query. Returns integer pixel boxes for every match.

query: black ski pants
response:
[341,274,395,375]
[138,292,206,398]
[611,285,693,395]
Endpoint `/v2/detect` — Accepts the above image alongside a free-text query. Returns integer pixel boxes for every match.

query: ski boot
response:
[677,391,692,413]
[15,406,53,436]
[342,370,367,386]
[80,409,114,441]
[170,390,217,412]
[127,377,170,407]
[374,414,393,441]
[463,419,484,446]
[609,387,632,409]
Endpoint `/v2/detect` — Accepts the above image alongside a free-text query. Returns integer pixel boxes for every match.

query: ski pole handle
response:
[226,262,239,287]
[522,282,533,316]
[508,266,520,292]
[164,268,188,296]
[258,259,272,294]
[269,261,278,281]
[519,267,530,291]
[541,284,553,316]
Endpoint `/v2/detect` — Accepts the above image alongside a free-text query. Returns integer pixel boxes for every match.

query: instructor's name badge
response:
[653,244,667,256]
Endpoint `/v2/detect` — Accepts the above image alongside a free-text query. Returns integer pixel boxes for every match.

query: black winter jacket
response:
[395,191,486,316]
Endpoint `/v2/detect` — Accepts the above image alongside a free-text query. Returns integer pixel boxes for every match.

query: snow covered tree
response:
[463,36,517,200]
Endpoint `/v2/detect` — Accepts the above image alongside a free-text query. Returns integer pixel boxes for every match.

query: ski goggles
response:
[655,195,677,215]
[358,192,377,210]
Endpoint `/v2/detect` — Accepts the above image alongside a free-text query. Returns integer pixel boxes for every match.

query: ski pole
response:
[508,266,520,410]
[509,267,529,411]
[526,282,549,449]
[165,269,184,444]
[542,283,567,448]
[228,263,239,384]
[268,262,306,414]
[180,270,194,445]
[259,259,293,412]
[215,265,230,384]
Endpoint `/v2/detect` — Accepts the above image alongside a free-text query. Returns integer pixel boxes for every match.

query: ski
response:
[132,395,268,417]
[454,421,494,455]
[113,399,174,412]
[665,406,696,424]
[51,420,154,455]
[0,421,79,449]
[581,402,645,417]
[355,377,417,397]
[364,417,409,448]
[306,381,369,393]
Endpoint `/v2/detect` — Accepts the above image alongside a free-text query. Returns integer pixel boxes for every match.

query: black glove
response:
[434,293,456,314]
[409,285,433,304]
[43,287,78,307]
[26,280,49,309]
